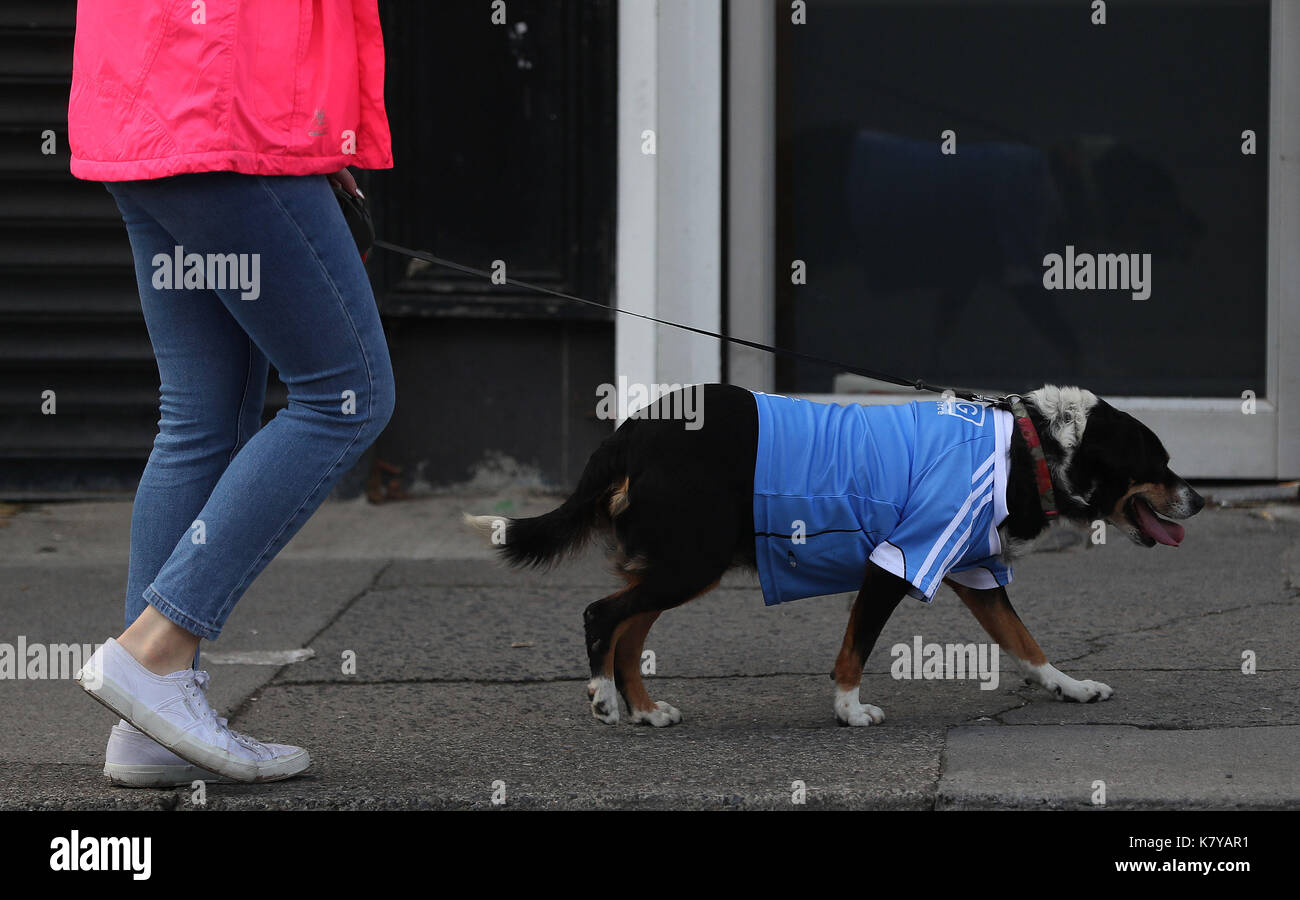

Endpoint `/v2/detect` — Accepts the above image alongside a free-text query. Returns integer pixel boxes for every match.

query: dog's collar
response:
[1007,398,1059,519]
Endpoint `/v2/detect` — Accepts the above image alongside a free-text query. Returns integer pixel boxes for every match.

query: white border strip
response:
[1268,0,1300,478]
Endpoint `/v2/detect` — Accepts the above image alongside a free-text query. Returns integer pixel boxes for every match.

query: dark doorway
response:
[366,0,618,492]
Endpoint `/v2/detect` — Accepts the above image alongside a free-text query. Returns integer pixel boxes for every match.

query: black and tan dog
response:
[467,384,1202,727]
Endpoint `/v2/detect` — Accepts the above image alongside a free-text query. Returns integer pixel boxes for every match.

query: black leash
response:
[339,188,1058,523]
[336,184,1005,404]
[376,240,1010,405]
[372,238,1072,519]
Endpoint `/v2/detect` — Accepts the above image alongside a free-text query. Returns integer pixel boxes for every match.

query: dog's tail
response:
[463,432,628,568]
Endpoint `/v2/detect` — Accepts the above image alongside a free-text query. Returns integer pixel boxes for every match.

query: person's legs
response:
[110,173,394,656]
[109,183,270,642]
[79,172,392,783]
[96,185,271,785]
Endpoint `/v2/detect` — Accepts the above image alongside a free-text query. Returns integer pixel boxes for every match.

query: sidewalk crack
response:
[224,559,394,726]
[1054,597,1297,665]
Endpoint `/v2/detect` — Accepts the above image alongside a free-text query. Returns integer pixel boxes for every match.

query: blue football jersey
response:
[751,392,1013,605]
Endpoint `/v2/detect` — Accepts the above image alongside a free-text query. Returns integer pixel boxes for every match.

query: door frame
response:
[615,0,723,400]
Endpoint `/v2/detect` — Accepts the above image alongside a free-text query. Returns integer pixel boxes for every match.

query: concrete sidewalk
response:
[0,494,1296,809]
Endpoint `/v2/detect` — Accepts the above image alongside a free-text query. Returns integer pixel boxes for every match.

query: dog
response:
[467,384,1203,728]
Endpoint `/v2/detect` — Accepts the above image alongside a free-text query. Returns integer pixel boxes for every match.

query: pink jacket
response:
[68,1,393,181]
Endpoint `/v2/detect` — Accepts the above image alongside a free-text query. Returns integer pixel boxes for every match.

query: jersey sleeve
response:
[946,556,1013,592]
[867,444,1005,602]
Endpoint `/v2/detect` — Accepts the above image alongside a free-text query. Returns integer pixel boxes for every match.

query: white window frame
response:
[724,0,1300,480]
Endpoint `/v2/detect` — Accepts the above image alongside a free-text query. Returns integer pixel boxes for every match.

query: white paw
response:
[1032,666,1113,703]
[834,688,885,727]
[630,700,682,728]
[1051,677,1112,703]
[587,677,620,724]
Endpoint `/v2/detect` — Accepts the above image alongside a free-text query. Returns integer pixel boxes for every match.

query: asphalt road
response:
[0,494,1296,809]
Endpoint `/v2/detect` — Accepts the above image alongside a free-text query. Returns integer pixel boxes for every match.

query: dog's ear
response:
[1027,385,1099,454]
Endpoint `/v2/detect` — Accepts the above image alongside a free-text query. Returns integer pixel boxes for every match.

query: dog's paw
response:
[1025,663,1114,704]
[587,677,620,724]
[1060,678,1113,703]
[834,689,884,727]
[630,700,682,728]
[1043,674,1113,703]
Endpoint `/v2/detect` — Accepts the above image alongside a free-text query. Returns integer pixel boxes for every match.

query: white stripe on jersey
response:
[914,470,995,588]
[970,451,996,485]
[925,490,995,596]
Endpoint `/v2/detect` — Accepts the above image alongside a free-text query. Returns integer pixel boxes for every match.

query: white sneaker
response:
[77,638,310,784]
[104,720,233,788]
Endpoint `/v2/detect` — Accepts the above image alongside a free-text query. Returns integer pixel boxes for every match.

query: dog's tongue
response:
[1135,498,1185,546]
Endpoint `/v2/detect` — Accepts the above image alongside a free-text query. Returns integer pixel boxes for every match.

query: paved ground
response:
[0,491,1296,809]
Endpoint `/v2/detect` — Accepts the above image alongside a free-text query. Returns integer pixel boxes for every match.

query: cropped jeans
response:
[106,173,395,641]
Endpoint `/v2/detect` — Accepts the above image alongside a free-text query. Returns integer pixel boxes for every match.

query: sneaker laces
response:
[185,670,273,759]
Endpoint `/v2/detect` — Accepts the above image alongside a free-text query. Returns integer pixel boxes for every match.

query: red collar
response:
[1008,399,1058,519]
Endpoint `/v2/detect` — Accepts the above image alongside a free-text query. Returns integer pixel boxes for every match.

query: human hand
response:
[327,167,363,199]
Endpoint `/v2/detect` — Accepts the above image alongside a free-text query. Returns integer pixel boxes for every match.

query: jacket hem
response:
[70,149,394,182]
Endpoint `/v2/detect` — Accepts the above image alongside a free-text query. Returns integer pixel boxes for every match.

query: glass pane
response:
[775,0,1269,397]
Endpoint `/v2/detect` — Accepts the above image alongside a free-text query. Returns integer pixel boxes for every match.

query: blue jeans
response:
[106,173,395,641]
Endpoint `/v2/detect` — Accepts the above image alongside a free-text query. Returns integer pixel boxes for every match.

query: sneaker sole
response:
[103,762,235,789]
[78,668,310,784]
